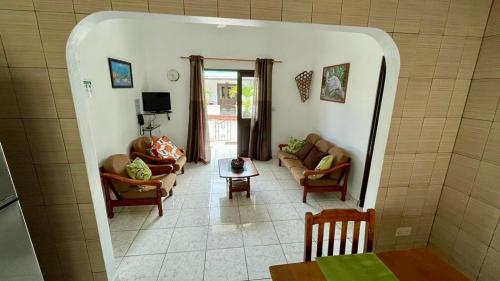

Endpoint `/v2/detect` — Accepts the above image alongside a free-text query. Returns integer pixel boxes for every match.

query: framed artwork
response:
[108,58,133,88]
[320,63,350,103]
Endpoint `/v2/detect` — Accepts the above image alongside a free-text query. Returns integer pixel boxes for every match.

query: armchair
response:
[131,136,186,174]
[100,154,176,218]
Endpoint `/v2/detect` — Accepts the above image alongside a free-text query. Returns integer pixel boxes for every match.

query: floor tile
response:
[163,196,185,210]
[168,226,208,253]
[260,191,290,204]
[110,211,149,231]
[181,194,211,209]
[112,230,138,257]
[204,248,248,281]
[158,251,205,281]
[127,228,173,256]
[210,207,240,225]
[239,205,270,223]
[115,254,164,281]
[241,222,279,246]
[245,244,286,280]
[142,209,180,229]
[176,208,210,227]
[236,192,266,205]
[266,203,300,221]
[207,224,243,250]
[210,193,238,207]
[273,219,305,243]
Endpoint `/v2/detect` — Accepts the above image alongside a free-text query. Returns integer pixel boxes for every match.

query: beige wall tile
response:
[78,203,98,240]
[0,11,46,67]
[0,67,20,118]
[485,0,500,37]
[0,119,32,164]
[0,0,34,10]
[439,118,461,152]
[434,36,465,78]
[37,12,76,68]
[75,13,89,22]
[282,0,313,23]
[86,239,105,272]
[46,204,84,242]
[492,225,500,251]
[56,241,93,281]
[368,0,397,32]
[479,247,500,281]
[251,0,282,21]
[396,118,423,153]
[380,155,393,187]
[447,79,471,117]
[36,163,76,204]
[10,68,57,118]
[23,119,67,163]
[483,122,500,165]
[458,37,482,79]
[385,118,400,154]
[111,0,148,12]
[149,0,184,14]
[426,79,455,117]
[392,78,408,117]
[60,119,84,163]
[93,272,107,281]
[33,0,73,12]
[184,0,217,16]
[418,118,446,152]
[430,153,451,185]
[445,0,470,36]
[311,0,342,25]
[49,68,76,118]
[394,0,424,33]
[340,0,370,27]
[403,78,432,118]
[454,118,491,159]
[472,161,500,209]
[411,35,442,78]
[9,164,43,206]
[420,0,451,34]
[437,186,469,226]
[73,0,112,13]
[463,79,500,121]
[382,186,408,219]
[461,198,499,244]
[474,35,500,79]
[468,0,493,37]
[429,215,460,258]
[410,153,436,187]
[71,163,92,204]
[444,153,480,194]
[392,33,418,78]
[389,153,415,186]
[423,184,443,215]
[451,230,489,279]
[0,36,7,66]
[218,0,250,19]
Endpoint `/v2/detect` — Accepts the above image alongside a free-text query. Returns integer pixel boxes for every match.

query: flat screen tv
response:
[142,92,171,113]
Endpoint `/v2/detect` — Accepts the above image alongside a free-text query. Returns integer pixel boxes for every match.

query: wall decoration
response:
[320,63,350,103]
[295,70,313,102]
[108,58,133,88]
[167,69,180,81]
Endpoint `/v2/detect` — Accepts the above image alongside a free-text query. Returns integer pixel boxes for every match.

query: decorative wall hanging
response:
[295,70,313,102]
[108,58,133,88]
[167,69,180,81]
[320,63,350,103]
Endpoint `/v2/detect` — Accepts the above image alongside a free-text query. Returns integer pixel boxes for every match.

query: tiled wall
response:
[428,1,500,280]
[0,1,496,280]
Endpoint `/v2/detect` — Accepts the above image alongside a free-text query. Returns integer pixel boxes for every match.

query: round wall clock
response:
[167,69,180,81]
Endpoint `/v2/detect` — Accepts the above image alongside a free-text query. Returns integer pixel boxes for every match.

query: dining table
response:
[269,248,469,281]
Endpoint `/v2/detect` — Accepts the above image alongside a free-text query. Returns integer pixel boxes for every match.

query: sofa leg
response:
[278,159,281,166]
[174,180,177,187]
[341,190,346,201]
[169,189,173,196]
[158,202,163,216]
[302,190,307,203]
[181,167,185,174]
[107,209,114,219]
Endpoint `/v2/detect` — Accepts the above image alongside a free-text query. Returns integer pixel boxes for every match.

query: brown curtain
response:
[248,58,274,160]
[186,55,210,163]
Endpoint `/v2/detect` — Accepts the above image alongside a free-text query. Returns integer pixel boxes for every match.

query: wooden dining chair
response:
[304,208,375,261]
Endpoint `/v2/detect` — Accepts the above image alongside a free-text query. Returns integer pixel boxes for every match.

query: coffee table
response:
[218,158,259,199]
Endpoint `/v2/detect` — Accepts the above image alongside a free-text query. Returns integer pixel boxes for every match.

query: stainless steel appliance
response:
[0,143,44,281]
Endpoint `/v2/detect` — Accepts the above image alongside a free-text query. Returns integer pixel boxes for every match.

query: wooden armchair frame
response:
[100,163,175,218]
[131,151,185,174]
[277,143,289,166]
[304,208,375,261]
[302,161,351,202]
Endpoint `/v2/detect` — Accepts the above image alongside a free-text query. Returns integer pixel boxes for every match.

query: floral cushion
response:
[283,137,306,154]
[149,136,184,160]
[126,158,152,180]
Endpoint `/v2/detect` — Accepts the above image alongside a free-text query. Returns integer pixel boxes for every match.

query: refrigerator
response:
[0,143,44,281]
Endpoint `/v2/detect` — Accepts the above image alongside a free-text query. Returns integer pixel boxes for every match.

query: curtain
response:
[248,58,274,160]
[186,55,210,163]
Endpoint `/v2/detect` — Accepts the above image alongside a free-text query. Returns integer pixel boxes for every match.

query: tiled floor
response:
[110,145,358,281]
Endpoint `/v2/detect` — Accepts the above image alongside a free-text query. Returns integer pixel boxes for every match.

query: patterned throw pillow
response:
[283,137,306,154]
[150,136,184,160]
[308,155,334,180]
[126,158,152,180]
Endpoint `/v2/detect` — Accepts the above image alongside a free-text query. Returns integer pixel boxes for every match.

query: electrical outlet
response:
[395,227,412,237]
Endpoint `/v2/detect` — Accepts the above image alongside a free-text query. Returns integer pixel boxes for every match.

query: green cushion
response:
[283,137,306,154]
[126,158,152,180]
[308,155,333,180]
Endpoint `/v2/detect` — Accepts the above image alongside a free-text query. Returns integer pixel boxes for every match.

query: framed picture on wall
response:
[108,58,133,88]
[320,63,350,103]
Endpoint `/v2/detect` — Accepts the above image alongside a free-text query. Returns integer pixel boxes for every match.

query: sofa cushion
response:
[303,147,328,170]
[283,137,306,154]
[291,166,306,185]
[126,158,152,180]
[277,150,298,161]
[174,155,187,173]
[295,142,315,160]
[305,133,321,144]
[132,136,151,154]
[327,147,350,180]
[309,155,334,180]
[282,158,305,169]
[315,139,334,153]
[121,173,176,199]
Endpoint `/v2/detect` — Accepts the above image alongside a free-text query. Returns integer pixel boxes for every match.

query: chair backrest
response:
[131,136,151,154]
[304,208,375,262]
[102,154,133,194]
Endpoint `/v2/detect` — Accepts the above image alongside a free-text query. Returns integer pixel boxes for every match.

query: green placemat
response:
[316,253,399,281]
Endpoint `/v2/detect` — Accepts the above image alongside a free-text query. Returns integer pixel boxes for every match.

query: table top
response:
[269,248,469,281]
[218,158,259,178]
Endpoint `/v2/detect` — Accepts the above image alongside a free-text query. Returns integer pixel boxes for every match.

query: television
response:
[142,92,171,113]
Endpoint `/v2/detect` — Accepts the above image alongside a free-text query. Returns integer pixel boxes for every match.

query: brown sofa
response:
[277,133,351,203]
[100,154,176,218]
[131,136,186,174]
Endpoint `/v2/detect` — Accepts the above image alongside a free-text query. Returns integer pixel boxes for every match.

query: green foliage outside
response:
[228,85,254,117]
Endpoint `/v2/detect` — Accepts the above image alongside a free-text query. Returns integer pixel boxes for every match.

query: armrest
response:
[147,164,175,175]
[278,144,288,150]
[303,163,351,177]
[131,151,176,164]
[100,173,162,188]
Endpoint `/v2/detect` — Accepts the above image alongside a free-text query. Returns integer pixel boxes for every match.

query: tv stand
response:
[141,124,160,138]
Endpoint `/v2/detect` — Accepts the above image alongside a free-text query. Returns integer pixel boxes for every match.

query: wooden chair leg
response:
[158,199,163,216]
[107,207,114,219]
[174,180,177,187]
[302,188,308,203]
[169,189,173,196]
[279,159,282,166]
[341,189,346,201]
[181,167,185,174]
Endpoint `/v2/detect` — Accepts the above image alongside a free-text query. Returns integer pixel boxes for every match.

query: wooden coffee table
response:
[218,158,259,199]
